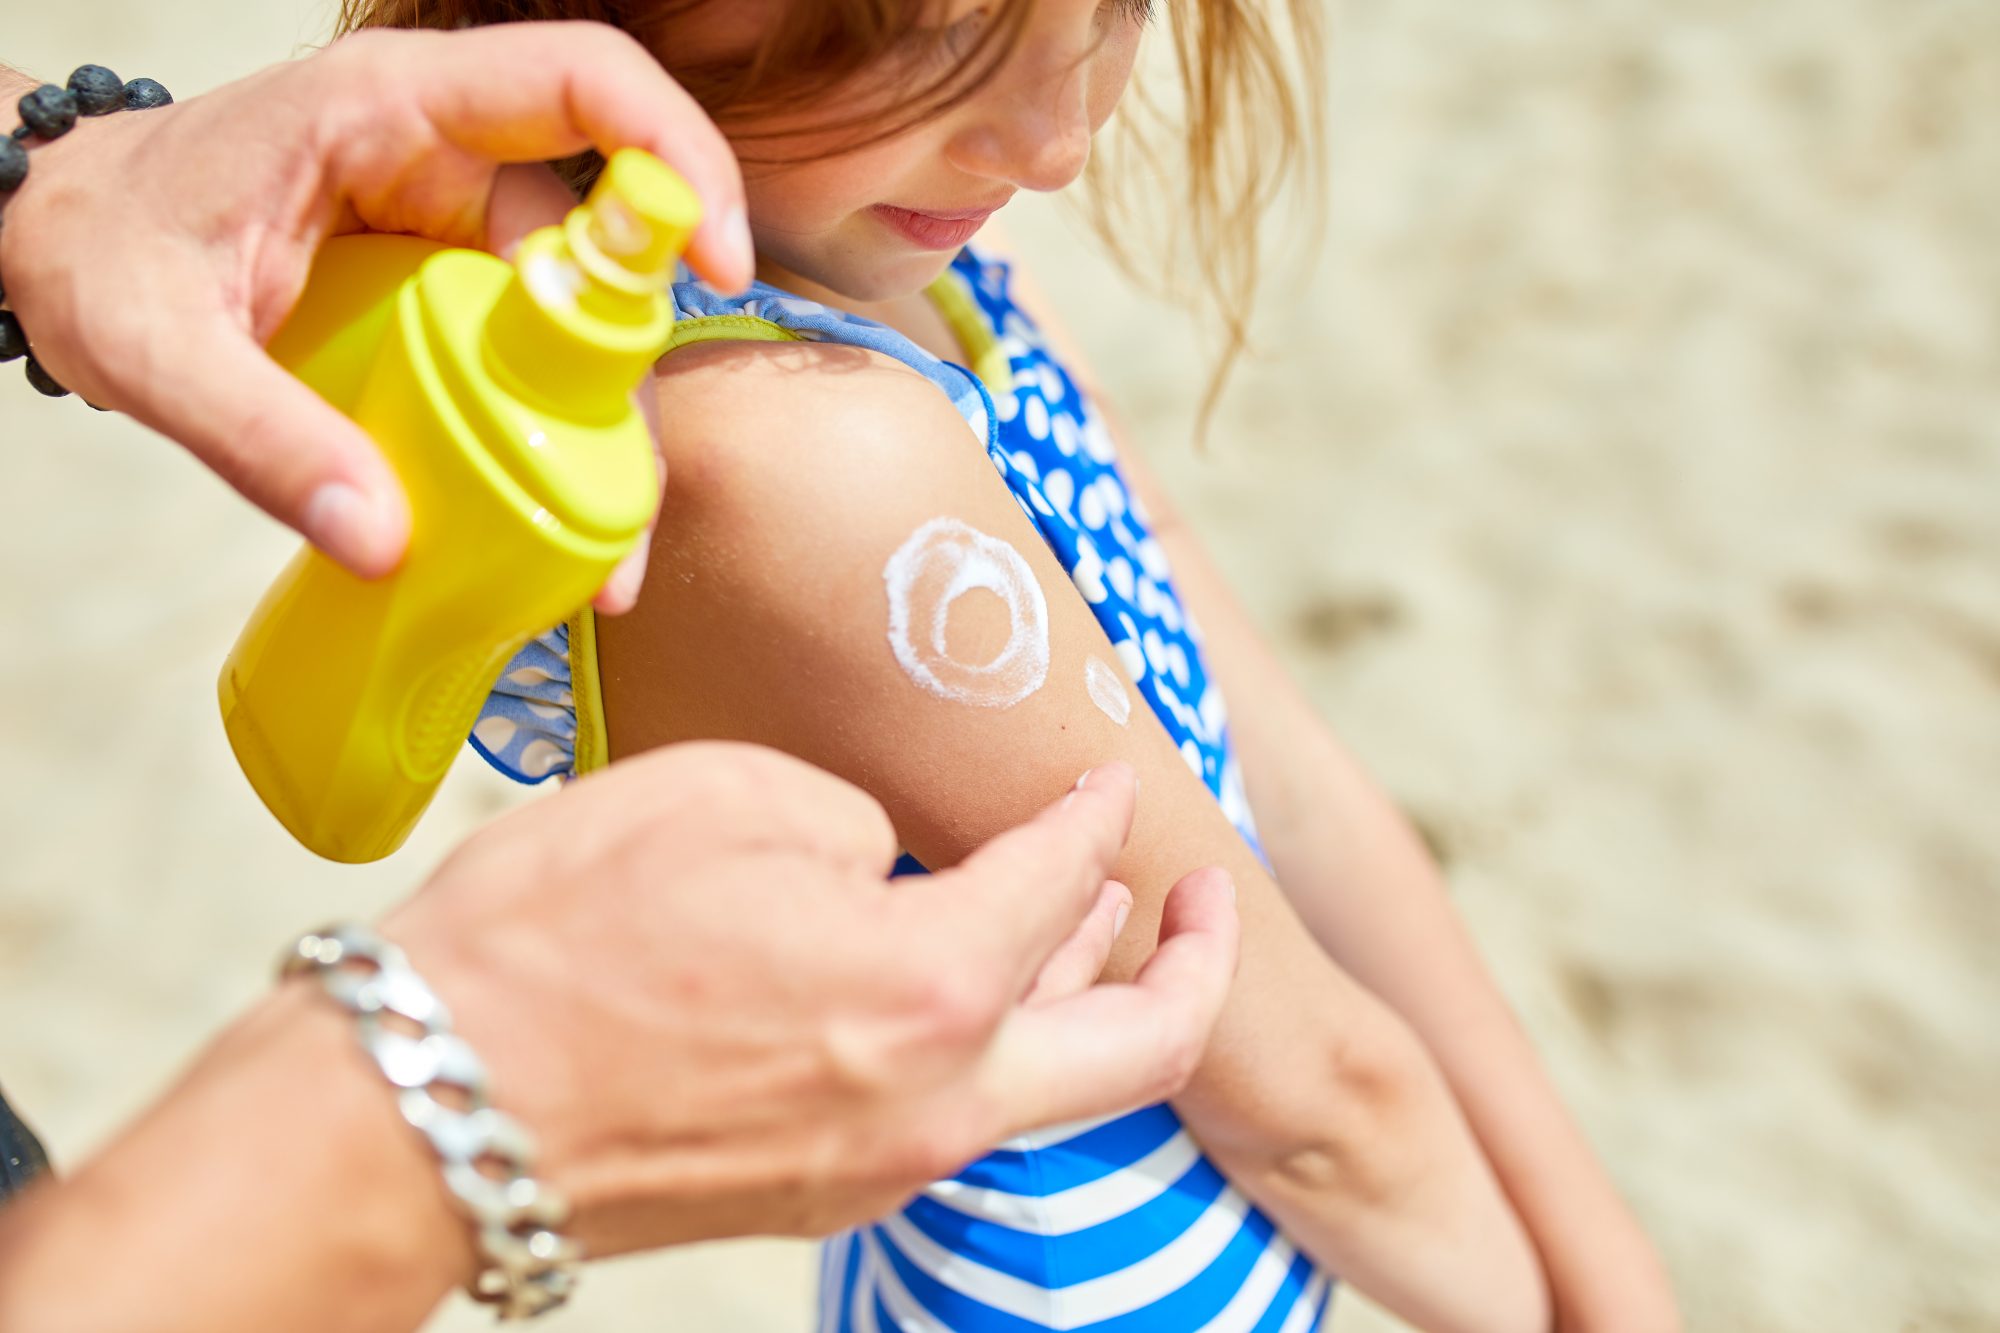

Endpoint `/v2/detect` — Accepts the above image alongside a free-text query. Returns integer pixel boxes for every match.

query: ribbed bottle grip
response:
[396,641,524,782]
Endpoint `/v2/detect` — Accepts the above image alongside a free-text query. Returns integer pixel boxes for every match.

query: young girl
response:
[345,1,1677,1329]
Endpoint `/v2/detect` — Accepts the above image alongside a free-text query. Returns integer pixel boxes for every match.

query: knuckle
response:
[822,786,897,868]
[886,1117,981,1187]
[324,26,400,72]
[314,30,419,144]
[660,742,777,821]
[1156,1029,1205,1095]
[690,743,897,868]
[563,19,650,64]
[914,964,1007,1050]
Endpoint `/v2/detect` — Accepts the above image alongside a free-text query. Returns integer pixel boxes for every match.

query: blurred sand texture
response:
[2,0,1996,1329]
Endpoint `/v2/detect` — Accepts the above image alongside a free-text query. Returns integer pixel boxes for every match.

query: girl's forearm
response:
[1180,990,1550,1333]
[1245,719,1679,1332]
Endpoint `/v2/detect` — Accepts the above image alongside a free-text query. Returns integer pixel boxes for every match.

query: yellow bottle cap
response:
[566,148,703,295]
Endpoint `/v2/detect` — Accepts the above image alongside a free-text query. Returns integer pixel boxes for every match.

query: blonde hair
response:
[334,0,1323,431]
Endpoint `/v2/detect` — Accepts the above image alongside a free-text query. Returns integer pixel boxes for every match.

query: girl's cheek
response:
[746,159,878,233]
[1088,37,1143,130]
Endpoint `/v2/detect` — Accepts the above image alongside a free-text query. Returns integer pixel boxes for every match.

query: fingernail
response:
[601,545,648,613]
[1222,875,1238,904]
[1074,767,1096,792]
[1113,893,1133,937]
[302,482,390,575]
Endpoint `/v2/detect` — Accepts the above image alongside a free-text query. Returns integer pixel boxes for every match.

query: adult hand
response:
[0,746,1237,1333]
[390,745,1240,1254]
[0,24,749,607]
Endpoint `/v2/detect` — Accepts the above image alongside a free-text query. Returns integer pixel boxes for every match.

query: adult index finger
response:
[981,867,1241,1133]
[895,763,1138,1002]
[336,23,752,291]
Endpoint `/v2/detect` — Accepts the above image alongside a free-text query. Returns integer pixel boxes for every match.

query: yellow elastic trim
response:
[664,313,800,351]
[566,607,610,777]
[563,316,793,776]
[924,266,1012,397]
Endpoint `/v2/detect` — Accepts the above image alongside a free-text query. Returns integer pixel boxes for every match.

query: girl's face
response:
[654,0,1149,305]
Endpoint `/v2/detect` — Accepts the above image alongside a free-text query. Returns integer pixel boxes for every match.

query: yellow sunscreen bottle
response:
[219,149,697,863]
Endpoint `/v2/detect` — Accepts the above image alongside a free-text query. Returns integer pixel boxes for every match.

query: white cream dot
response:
[1084,656,1131,727]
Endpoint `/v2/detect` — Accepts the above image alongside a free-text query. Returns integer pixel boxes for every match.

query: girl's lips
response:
[871,204,997,251]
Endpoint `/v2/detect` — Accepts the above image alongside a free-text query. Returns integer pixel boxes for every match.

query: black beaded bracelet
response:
[0,65,173,401]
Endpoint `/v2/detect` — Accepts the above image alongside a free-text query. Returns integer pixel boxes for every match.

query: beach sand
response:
[1,1,1995,1328]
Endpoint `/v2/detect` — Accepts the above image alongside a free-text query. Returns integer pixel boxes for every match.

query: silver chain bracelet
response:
[281,923,584,1321]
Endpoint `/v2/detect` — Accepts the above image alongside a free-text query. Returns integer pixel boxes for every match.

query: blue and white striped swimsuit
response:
[472,245,1336,1331]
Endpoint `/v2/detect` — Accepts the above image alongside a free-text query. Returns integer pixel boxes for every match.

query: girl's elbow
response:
[1274,1017,1442,1204]
[1203,1010,1443,1208]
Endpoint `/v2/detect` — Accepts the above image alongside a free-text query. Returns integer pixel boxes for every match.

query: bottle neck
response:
[479,227,673,423]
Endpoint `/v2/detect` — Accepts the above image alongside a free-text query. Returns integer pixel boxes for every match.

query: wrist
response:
[0,65,38,103]
[227,979,485,1291]
[283,922,584,1316]
[0,983,472,1333]
[2,65,173,402]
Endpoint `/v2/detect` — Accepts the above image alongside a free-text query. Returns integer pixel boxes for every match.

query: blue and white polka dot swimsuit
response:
[472,246,1335,1331]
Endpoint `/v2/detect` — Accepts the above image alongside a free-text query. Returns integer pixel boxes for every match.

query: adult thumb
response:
[136,315,410,577]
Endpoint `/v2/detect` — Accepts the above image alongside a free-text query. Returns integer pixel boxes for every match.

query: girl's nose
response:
[947,60,1093,194]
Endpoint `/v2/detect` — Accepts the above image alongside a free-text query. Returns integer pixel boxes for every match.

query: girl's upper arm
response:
[596,336,1409,1166]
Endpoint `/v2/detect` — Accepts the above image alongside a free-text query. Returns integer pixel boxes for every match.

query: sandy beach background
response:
[2,1,1996,1329]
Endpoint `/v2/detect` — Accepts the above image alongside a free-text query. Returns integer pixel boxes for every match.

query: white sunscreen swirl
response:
[884,517,1050,708]
[1085,655,1132,726]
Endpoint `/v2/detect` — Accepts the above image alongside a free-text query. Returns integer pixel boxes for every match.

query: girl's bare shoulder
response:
[636,335,1013,650]
[651,337,981,501]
